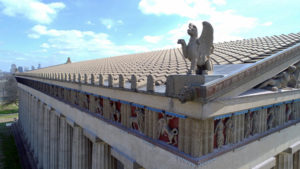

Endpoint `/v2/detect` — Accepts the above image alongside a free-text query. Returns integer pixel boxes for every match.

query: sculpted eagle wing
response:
[197,21,214,58]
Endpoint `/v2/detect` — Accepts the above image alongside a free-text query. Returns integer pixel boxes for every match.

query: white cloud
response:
[16,57,26,60]
[262,21,272,26]
[139,0,259,42]
[28,33,40,39]
[0,0,65,24]
[41,43,50,48]
[28,25,149,60]
[100,18,123,29]
[212,0,226,5]
[117,20,123,24]
[139,0,215,18]
[144,35,162,43]
[86,20,95,25]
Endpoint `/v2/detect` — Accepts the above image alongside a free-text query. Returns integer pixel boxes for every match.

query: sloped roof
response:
[27,32,300,85]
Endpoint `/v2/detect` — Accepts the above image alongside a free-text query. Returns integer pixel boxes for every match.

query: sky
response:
[0,0,299,72]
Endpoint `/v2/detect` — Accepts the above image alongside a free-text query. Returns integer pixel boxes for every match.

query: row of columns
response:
[18,89,141,169]
[252,144,300,169]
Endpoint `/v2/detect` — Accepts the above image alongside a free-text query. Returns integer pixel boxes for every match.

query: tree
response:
[3,75,18,106]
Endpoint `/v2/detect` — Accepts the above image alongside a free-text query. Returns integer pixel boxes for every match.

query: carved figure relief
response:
[267,107,275,129]
[256,66,297,91]
[83,94,90,110]
[252,111,259,134]
[61,88,64,99]
[244,112,253,138]
[214,120,224,148]
[129,107,145,133]
[292,102,298,120]
[74,91,79,105]
[95,97,103,116]
[286,103,292,122]
[225,117,234,145]
[111,102,121,122]
[157,114,179,146]
[177,21,214,75]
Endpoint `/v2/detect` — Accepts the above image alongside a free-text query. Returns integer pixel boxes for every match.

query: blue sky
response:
[0,0,299,71]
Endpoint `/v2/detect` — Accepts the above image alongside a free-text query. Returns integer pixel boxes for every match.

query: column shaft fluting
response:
[37,103,45,169]
[72,126,92,169]
[50,110,60,169]
[92,142,113,169]
[58,117,73,169]
[43,107,51,169]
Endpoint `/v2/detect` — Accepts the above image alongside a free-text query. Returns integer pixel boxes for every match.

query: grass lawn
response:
[0,114,18,123]
[0,103,21,169]
[0,122,22,169]
[0,104,18,114]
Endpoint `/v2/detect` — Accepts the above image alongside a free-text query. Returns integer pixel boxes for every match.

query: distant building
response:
[18,66,24,73]
[24,66,29,72]
[16,32,300,169]
[10,64,17,73]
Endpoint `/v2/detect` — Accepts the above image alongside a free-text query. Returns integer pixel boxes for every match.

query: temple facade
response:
[15,32,300,169]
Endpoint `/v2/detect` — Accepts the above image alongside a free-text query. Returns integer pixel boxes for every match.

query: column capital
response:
[59,115,66,120]
[66,117,78,128]
[111,147,142,169]
[251,157,275,169]
[83,128,102,143]
[54,110,62,117]
[285,140,300,154]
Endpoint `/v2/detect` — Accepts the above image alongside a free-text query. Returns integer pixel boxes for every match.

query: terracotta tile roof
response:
[27,32,300,85]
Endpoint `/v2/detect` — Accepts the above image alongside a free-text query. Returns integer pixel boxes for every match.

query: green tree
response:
[2,75,18,106]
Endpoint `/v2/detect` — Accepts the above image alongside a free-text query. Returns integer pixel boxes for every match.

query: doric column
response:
[50,110,60,169]
[29,96,33,148]
[92,142,113,169]
[31,97,36,152]
[276,152,293,169]
[25,93,29,141]
[72,125,92,169]
[58,116,73,169]
[81,128,112,169]
[43,106,51,169]
[294,151,300,169]
[37,103,45,169]
[22,91,26,134]
[252,157,275,169]
[111,148,143,169]
[33,99,39,161]
[286,141,300,169]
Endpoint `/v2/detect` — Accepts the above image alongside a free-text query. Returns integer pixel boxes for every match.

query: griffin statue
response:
[177,21,214,75]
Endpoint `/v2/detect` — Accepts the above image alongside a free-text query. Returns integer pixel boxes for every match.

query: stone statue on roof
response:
[256,65,297,91]
[177,21,214,75]
[66,57,72,64]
